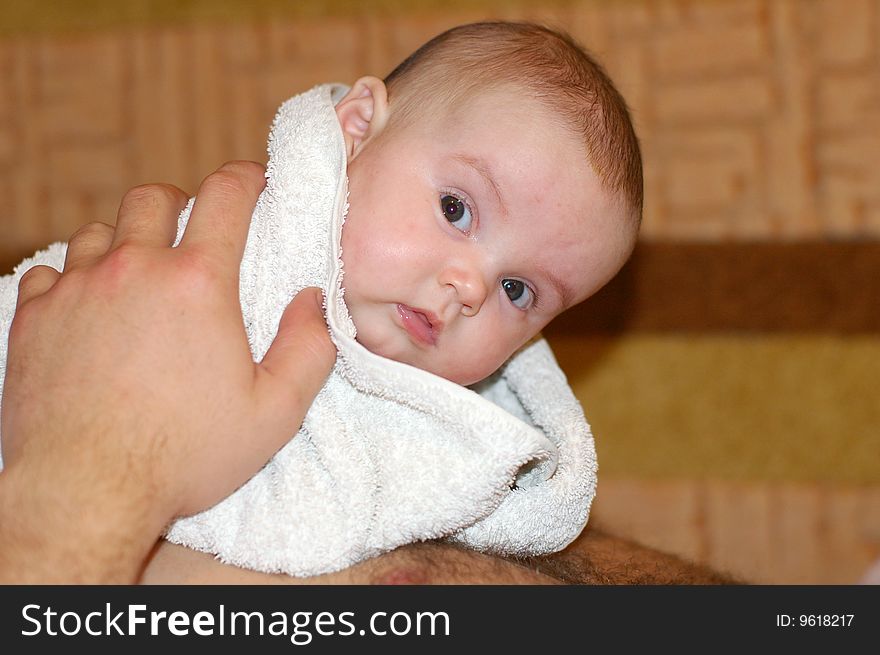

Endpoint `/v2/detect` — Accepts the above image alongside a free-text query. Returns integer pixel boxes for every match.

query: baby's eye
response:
[502,278,534,310]
[440,194,473,232]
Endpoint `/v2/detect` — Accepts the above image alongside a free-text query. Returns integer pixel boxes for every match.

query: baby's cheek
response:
[339,229,372,292]
[451,326,537,385]
[340,224,391,282]
[442,346,508,387]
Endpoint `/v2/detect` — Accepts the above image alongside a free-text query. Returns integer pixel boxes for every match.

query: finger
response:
[63,222,115,272]
[110,183,189,250]
[16,265,61,309]
[178,161,265,274]
[255,288,336,441]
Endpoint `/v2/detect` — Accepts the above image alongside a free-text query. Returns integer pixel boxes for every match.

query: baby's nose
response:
[440,264,489,317]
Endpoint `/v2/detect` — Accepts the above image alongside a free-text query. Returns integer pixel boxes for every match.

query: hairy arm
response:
[140,527,738,585]
[0,462,161,583]
[512,527,741,584]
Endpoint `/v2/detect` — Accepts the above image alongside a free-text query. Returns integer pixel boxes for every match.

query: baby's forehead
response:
[419,91,585,164]
[394,78,565,132]
[383,86,634,299]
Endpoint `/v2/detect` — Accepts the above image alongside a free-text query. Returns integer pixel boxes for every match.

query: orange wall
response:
[2,0,879,264]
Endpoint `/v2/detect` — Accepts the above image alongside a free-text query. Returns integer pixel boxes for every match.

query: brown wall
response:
[3,0,880,263]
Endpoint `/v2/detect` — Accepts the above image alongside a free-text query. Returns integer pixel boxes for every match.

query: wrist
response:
[0,459,169,583]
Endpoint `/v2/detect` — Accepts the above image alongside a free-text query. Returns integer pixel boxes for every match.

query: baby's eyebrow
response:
[452,154,508,218]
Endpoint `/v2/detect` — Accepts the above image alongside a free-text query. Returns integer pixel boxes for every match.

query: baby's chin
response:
[353,334,493,387]
[346,307,501,385]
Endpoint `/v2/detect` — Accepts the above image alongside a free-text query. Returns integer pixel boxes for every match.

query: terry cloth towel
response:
[0,84,597,577]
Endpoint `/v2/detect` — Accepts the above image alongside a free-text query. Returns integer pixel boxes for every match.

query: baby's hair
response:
[384,21,643,227]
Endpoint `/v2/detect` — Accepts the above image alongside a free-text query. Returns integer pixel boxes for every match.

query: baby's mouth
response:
[396,304,439,346]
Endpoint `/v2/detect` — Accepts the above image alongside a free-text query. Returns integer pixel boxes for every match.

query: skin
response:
[335,77,635,385]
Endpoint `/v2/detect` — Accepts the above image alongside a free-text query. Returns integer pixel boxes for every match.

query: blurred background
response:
[1,0,877,583]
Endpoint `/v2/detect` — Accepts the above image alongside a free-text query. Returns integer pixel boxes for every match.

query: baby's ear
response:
[335,76,389,161]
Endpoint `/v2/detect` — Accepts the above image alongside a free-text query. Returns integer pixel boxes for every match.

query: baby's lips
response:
[397,304,439,345]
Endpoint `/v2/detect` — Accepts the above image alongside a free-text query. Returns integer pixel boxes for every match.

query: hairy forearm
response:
[520,527,741,584]
[0,460,166,584]
[353,542,566,585]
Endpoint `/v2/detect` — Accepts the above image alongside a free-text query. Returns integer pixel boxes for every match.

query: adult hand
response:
[0,161,336,582]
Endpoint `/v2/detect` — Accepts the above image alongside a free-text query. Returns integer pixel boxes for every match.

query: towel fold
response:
[0,84,597,576]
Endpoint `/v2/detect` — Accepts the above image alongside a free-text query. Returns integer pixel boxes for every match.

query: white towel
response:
[0,84,597,576]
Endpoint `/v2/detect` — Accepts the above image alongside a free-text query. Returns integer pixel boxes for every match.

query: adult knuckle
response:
[205,167,254,198]
[102,242,140,277]
[14,267,56,323]
[70,221,106,239]
[120,183,183,214]
[212,161,265,193]
[150,183,189,207]
[17,265,44,289]
[17,265,53,295]
[68,221,113,248]
[220,159,265,180]
[175,250,220,295]
[120,184,158,212]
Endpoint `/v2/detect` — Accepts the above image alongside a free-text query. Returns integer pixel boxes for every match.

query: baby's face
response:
[340,88,632,385]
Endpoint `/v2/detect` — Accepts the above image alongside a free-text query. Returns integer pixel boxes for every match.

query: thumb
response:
[255,287,336,436]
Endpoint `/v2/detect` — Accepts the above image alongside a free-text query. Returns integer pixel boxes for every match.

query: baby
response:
[336,21,641,385]
[0,21,643,576]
